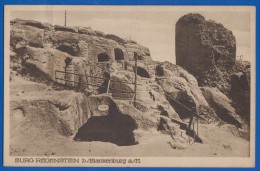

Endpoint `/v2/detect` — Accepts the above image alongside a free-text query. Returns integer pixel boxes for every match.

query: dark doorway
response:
[134,66,150,78]
[98,53,110,62]
[73,102,138,146]
[114,48,124,61]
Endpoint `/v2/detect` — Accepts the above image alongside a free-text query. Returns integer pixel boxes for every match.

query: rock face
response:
[175,13,250,123]
[18,46,89,87]
[176,13,236,93]
[10,84,91,136]
[201,87,243,128]
[155,61,218,123]
[9,17,250,152]
[230,61,251,122]
[10,19,153,83]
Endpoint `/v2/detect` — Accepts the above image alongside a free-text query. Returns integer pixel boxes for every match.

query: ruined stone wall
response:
[175,13,237,94]
[176,13,236,73]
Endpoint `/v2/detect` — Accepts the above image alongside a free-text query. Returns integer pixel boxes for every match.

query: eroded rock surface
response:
[176,13,236,94]
[9,16,250,156]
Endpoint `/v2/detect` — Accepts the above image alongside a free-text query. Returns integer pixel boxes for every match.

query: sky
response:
[10,6,254,63]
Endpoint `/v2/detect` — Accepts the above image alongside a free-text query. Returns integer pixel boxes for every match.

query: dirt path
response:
[10,123,249,157]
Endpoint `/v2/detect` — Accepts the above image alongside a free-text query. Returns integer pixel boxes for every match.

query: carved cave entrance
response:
[114,48,124,61]
[134,66,150,78]
[98,53,110,62]
[73,101,138,146]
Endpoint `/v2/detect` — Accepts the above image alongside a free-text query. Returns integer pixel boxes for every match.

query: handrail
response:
[55,71,135,94]
[55,78,107,88]
[55,70,141,85]
[164,92,204,120]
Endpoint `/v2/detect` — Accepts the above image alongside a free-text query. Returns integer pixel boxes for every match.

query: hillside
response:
[9,15,250,157]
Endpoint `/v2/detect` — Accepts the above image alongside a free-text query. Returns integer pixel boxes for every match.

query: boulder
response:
[105,34,127,44]
[78,27,95,35]
[23,20,52,30]
[54,25,78,33]
[10,87,91,137]
[93,30,105,37]
[156,62,209,120]
[11,25,44,49]
[201,87,243,128]
[22,47,88,85]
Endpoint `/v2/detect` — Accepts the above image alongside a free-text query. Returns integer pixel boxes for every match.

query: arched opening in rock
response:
[114,48,124,61]
[97,53,110,62]
[73,102,138,146]
[155,64,164,77]
[133,66,150,78]
[57,43,80,56]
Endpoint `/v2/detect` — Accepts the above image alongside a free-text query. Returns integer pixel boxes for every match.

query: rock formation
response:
[175,13,250,122]
[230,61,251,122]
[9,16,250,155]
[175,13,236,94]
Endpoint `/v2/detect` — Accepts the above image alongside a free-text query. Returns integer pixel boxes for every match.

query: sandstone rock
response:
[176,13,236,71]
[23,46,68,82]
[56,42,80,56]
[54,25,78,33]
[156,62,209,120]
[11,19,52,30]
[93,30,105,37]
[11,19,152,82]
[109,71,135,98]
[105,34,127,44]
[230,62,250,122]
[201,87,243,128]
[11,25,44,48]
[78,27,95,35]
[176,13,236,94]
[22,47,88,85]
[23,20,52,30]
[10,86,91,136]
[125,42,152,61]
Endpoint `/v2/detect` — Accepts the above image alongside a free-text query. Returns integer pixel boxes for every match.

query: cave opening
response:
[57,43,79,56]
[97,53,110,62]
[73,102,138,146]
[134,67,150,78]
[114,48,124,61]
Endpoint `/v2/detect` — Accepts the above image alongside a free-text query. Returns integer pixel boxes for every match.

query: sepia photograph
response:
[4,5,255,167]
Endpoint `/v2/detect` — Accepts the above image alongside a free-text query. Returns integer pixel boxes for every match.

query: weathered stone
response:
[54,25,78,33]
[56,42,80,56]
[175,13,236,94]
[105,34,127,44]
[201,87,243,128]
[78,27,95,35]
[23,20,52,30]
[230,61,250,122]
[93,30,105,37]
[23,46,88,85]
[156,62,210,120]
[11,25,44,48]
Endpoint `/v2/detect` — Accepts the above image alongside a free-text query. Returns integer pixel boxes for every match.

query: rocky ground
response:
[10,75,249,157]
